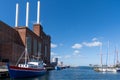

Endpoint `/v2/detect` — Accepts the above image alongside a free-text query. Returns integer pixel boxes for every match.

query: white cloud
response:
[51,52,62,59]
[73,50,80,55]
[92,38,98,41]
[59,43,63,46]
[64,55,71,58]
[55,56,62,59]
[51,52,56,56]
[51,43,58,48]
[83,41,102,47]
[72,43,82,49]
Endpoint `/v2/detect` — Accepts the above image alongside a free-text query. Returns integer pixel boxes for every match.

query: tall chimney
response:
[15,3,19,27]
[26,2,29,27]
[34,0,42,36]
[37,0,40,24]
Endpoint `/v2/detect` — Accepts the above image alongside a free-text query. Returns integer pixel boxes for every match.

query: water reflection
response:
[2,68,120,80]
[3,71,50,80]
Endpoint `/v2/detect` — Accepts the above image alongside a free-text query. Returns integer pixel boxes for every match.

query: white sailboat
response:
[105,44,120,72]
[94,42,120,72]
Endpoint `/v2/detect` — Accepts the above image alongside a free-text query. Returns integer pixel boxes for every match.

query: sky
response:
[1,0,120,66]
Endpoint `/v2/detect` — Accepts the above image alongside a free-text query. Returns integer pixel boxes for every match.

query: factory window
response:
[38,42,41,56]
[33,39,37,55]
[45,45,47,56]
[26,36,32,54]
[2,59,9,62]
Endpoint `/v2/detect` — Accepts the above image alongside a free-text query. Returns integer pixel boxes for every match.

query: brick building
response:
[0,21,51,66]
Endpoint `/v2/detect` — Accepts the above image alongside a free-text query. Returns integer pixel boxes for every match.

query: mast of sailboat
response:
[106,41,110,66]
[24,2,29,65]
[100,44,103,66]
[114,45,119,65]
[116,46,119,65]
[25,37,28,65]
[114,46,116,65]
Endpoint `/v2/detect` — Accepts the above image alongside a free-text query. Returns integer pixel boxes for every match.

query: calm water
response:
[2,66,120,80]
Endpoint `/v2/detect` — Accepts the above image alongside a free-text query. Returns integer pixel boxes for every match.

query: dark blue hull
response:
[7,64,46,79]
[55,66,61,70]
[117,69,120,72]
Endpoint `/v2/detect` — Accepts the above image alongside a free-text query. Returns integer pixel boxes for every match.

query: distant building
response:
[51,57,58,66]
[0,21,51,66]
[58,61,63,66]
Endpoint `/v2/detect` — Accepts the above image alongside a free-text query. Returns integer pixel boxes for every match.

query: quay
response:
[0,62,9,78]
[0,71,9,78]
[46,66,54,71]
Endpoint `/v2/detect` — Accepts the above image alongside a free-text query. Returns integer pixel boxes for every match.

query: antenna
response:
[26,2,29,27]
[37,0,40,24]
[15,3,19,27]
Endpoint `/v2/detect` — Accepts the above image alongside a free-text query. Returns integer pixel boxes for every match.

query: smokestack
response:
[37,0,40,24]
[15,3,19,27]
[26,2,29,27]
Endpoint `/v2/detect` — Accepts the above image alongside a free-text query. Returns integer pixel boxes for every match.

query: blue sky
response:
[1,0,120,66]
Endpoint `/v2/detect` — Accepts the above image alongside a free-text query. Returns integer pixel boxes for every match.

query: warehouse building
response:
[0,21,51,66]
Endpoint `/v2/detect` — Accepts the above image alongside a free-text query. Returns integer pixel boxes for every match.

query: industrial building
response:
[0,1,51,66]
[0,21,51,65]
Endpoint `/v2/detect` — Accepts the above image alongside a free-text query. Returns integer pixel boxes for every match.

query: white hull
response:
[94,67,120,72]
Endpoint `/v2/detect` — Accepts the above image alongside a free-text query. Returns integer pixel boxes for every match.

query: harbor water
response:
[3,66,120,80]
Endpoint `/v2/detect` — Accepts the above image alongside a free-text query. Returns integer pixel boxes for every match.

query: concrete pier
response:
[0,71,9,78]
[0,62,9,78]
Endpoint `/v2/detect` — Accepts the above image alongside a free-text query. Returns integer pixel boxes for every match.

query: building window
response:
[26,36,32,54]
[45,45,47,56]
[38,42,41,56]
[33,39,37,55]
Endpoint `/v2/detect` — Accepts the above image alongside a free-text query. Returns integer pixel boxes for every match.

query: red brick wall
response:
[0,21,25,65]
[0,21,51,65]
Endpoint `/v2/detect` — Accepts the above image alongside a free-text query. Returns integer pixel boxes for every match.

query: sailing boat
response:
[94,42,120,72]
[94,44,106,72]
[7,43,46,78]
[103,44,120,72]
